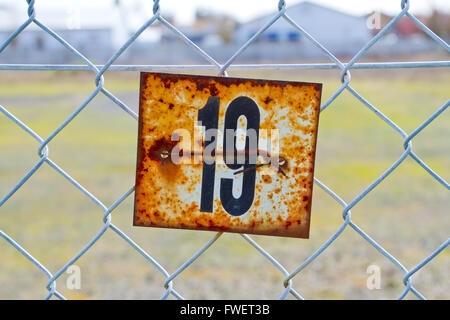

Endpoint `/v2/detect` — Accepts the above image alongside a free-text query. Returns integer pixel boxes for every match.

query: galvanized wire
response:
[0,0,448,300]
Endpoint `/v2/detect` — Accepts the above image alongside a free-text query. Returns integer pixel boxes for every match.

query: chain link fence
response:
[0,0,449,300]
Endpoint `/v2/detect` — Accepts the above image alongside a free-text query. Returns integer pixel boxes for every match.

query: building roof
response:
[239,1,365,27]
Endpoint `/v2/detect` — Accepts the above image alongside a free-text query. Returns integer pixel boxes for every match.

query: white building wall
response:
[0,29,113,63]
[234,2,372,56]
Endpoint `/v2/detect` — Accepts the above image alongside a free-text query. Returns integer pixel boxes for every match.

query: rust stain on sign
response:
[134,72,322,238]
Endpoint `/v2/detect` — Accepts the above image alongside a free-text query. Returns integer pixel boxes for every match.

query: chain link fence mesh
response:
[0,0,448,300]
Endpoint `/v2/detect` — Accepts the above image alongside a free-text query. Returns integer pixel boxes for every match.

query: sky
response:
[4,0,450,27]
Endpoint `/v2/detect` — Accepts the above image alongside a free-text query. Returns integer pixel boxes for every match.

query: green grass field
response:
[0,67,449,299]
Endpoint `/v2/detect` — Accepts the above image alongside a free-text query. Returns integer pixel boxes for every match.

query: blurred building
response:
[0,1,119,63]
[233,1,371,57]
[0,1,446,64]
[160,9,237,46]
[371,11,450,39]
[368,11,447,56]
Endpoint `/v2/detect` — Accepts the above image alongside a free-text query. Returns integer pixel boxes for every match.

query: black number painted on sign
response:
[220,97,260,216]
[197,97,220,213]
[198,96,260,216]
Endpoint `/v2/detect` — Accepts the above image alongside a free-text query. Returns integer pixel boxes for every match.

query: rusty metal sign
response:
[134,72,322,238]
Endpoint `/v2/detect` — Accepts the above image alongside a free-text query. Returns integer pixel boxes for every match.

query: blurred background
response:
[0,0,449,63]
[0,0,449,299]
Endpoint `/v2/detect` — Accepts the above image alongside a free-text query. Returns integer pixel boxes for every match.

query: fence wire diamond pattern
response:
[0,0,449,300]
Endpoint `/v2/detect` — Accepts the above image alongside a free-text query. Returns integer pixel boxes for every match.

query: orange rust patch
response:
[134,72,322,238]
[262,175,272,184]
